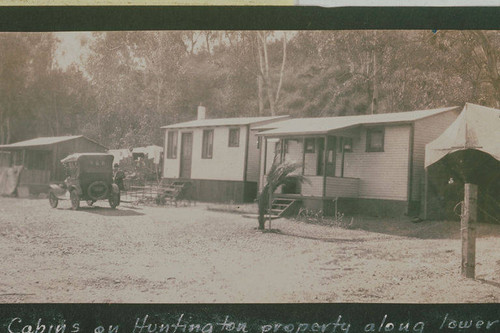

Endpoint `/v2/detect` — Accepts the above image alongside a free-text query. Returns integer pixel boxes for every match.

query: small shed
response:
[0,135,107,192]
[423,103,500,222]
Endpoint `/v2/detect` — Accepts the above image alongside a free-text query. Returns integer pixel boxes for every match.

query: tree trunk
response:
[274,33,287,105]
[0,110,4,145]
[156,77,163,116]
[6,115,11,144]
[265,81,276,116]
[54,91,59,136]
[257,185,268,230]
[258,32,276,116]
[371,50,378,115]
[473,31,500,106]
[257,76,264,116]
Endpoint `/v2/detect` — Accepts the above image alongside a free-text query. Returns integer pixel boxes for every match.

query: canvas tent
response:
[425,103,500,168]
[424,103,500,222]
[132,145,163,164]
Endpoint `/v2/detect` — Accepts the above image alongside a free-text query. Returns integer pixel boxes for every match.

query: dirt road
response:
[0,197,499,303]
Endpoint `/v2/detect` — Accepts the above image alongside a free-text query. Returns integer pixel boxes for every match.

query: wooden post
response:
[461,183,477,279]
[322,135,328,197]
[301,137,306,175]
[341,137,345,178]
[268,190,273,230]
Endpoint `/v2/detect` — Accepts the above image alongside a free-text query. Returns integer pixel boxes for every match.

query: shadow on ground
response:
[477,278,500,289]
[346,216,500,240]
[66,206,145,216]
[275,230,366,243]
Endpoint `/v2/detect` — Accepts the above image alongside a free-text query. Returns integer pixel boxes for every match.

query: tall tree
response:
[0,33,31,144]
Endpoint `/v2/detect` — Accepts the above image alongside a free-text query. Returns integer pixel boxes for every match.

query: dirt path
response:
[0,197,499,303]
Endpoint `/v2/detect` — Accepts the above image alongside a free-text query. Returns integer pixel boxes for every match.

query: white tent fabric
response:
[107,149,132,164]
[425,103,500,167]
[132,145,163,164]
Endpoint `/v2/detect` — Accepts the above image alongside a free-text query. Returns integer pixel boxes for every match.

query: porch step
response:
[269,198,298,217]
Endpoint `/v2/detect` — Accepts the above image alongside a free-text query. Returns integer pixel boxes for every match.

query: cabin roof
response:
[0,135,107,149]
[256,107,460,137]
[61,153,114,163]
[161,115,289,129]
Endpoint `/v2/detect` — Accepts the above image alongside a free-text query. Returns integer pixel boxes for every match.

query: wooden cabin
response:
[256,107,462,217]
[0,135,107,193]
[161,106,288,203]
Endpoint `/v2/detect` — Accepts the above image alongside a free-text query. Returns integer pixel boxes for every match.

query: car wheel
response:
[49,192,58,208]
[70,190,80,210]
[109,192,120,209]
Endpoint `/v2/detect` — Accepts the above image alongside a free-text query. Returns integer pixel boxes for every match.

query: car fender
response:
[49,184,67,197]
[111,183,120,194]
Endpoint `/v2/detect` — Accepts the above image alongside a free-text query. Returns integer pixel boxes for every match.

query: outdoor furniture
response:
[156,181,194,206]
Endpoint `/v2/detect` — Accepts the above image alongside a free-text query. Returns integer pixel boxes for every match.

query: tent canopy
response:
[425,103,500,168]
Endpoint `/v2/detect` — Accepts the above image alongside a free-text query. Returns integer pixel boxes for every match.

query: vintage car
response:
[48,153,120,210]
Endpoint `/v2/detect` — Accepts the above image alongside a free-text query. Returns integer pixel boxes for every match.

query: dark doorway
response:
[426,149,500,222]
[316,138,324,176]
[180,133,193,179]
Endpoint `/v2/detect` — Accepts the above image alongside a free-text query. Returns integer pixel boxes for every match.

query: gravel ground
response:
[0,197,499,303]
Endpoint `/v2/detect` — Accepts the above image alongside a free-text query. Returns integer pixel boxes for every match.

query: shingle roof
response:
[256,107,460,136]
[161,115,289,129]
[0,135,107,149]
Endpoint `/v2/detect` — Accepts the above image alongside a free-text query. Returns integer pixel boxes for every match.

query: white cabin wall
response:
[190,126,246,181]
[341,125,411,201]
[163,130,180,178]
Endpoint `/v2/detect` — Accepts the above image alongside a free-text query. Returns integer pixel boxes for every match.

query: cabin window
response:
[340,137,353,153]
[202,129,214,159]
[304,138,315,153]
[228,128,240,147]
[366,128,384,152]
[167,131,178,159]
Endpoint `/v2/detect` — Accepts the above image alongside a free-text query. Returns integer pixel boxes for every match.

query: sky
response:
[54,32,93,69]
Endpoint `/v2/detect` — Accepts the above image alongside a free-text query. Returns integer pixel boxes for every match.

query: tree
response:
[84,31,187,148]
[431,30,500,108]
[222,31,288,116]
[0,33,30,144]
[257,160,307,230]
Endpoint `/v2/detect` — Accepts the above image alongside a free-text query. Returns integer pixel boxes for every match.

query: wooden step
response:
[268,198,298,217]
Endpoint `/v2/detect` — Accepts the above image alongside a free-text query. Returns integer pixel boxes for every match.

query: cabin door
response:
[326,136,336,177]
[180,132,193,179]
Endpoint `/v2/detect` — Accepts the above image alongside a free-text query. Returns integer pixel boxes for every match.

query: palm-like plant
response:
[257,159,308,230]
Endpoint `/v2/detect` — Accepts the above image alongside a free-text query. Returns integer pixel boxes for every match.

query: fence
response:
[120,178,194,206]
